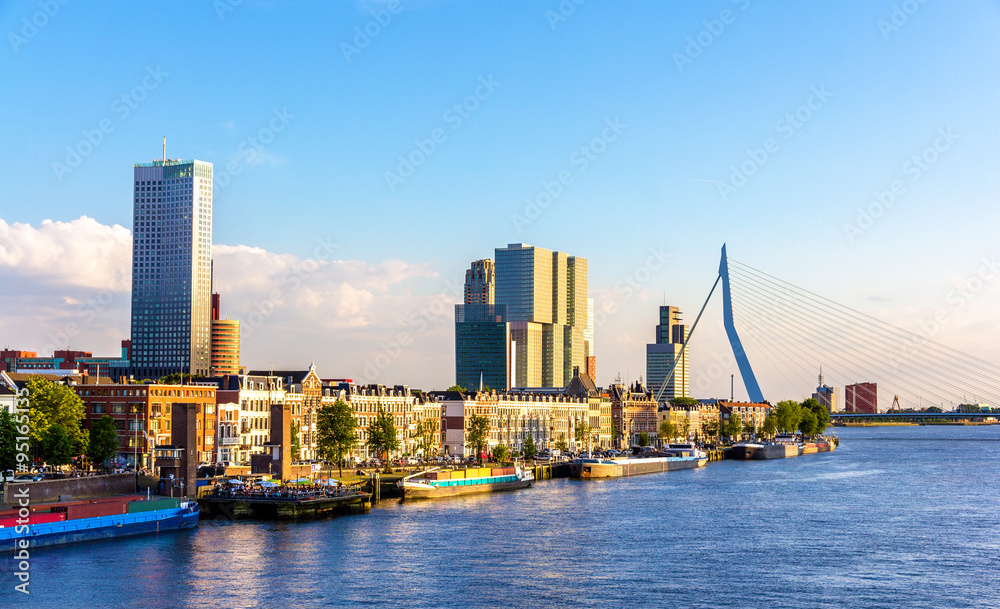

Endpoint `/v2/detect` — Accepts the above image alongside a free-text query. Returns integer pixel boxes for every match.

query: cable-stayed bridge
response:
[657,245,1000,414]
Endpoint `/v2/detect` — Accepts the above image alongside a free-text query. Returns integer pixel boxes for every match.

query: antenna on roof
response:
[162,137,166,164]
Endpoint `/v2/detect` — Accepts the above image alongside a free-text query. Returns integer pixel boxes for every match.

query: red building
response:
[845,382,877,414]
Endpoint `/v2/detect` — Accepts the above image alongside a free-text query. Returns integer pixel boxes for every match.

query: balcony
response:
[221,437,240,446]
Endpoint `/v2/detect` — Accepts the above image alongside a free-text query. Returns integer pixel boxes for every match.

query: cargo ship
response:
[397,465,533,500]
[569,447,708,479]
[0,495,199,549]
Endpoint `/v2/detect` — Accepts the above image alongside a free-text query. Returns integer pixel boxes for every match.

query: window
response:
[93,403,106,414]
[112,403,126,414]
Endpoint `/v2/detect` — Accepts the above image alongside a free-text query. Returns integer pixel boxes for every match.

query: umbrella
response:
[259,480,279,488]
[226,479,244,485]
[293,477,311,483]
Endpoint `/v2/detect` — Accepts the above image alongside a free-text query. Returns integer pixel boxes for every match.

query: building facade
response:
[454,304,511,391]
[608,381,658,448]
[846,382,877,413]
[464,259,495,305]
[646,305,689,402]
[210,319,240,376]
[813,370,837,412]
[718,401,770,437]
[129,157,214,380]
[495,243,590,389]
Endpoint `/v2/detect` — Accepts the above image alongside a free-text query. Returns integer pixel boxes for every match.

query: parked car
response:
[14,474,44,482]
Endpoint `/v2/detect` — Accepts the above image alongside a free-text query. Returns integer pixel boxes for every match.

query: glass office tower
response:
[129,158,213,380]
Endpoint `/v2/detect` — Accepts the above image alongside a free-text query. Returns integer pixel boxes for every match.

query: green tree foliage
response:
[773,400,803,433]
[492,445,509,463]
[801,398,830,435]
[682,419,691,441]
[290,420,302,461]
[446,385,467,392]
[40,424,75,466]
[798,408,818,436]
[744,420,757,437]
[574,422,592,449]
[366,405,399,464]
[761,415,777,438]
[522,434,538,460]
[414,419,439,459]
[924,406,943,413]
[701,419,720,441]
[156,373,206,385]
[638,432,650,447]
[465,413,491,463]
[86,415,120,468]
[316,399,358,477]
[726,416,743,441]
[659,419,676,445]
[669,397,700,408]
[25,376,87,449]
[555,433,568,452]
[0,410,19,472]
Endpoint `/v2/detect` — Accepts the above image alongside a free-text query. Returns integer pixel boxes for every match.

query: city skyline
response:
[2,2,999,402]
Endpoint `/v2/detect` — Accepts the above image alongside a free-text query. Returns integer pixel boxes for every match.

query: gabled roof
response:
[565,370,599,398]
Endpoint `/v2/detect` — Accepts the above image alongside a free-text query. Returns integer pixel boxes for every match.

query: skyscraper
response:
[494,243,589,388]
[464,259,495,305]
[454,304,510,391]
[129,154,213,380]
[646,305,689,402]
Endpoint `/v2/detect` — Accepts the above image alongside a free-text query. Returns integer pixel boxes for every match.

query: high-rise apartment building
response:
[494,243,589,388]
[464,259,495,305]
[813,369,837,412]
[129,156,214,380]
[646,305,689,402]
[454,304,510,391]
[845,382,877,414]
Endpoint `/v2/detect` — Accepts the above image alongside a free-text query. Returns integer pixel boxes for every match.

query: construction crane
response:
[890,395,901,413]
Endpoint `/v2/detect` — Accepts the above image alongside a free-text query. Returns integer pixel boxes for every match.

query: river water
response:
[5,425,1000,608]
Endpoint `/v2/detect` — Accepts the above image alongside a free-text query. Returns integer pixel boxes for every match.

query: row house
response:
[718,401,770,435]
[608,380,658,448]
[659,400,722,443]
[75,379,216,466]
[564,367,613,449]
[434,389,589,457]
[332,382,418,459]
[250,367,321,461]
[214,373,286,464]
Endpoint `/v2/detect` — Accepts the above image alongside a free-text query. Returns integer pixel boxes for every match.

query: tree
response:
[773,400,803,433]
[638,432,650,447]
[157,373,206,385]
[798,408,818,436]
[40,425,75,467]
[924,406,943,413]
[0,410,18,472]
[492,445,509,463]
[574,422,592,451]
[366,405,399,468]
[522,434,538,460]
[446,385,467,392]
[86,415,120,468]
[744,420,757,438]
[801,398,830,435]
[555,432,568,452]
[726,416,743,441]
[25,376,87,450]
[702,419,720,441]
[659,419,676,446]
[290,420,302,461]
[682,419,691,441]
[761,415,777,438]
[465,413,491,464]
[414,419,439,459]
[316,399,358,478]
[669,397,700,408]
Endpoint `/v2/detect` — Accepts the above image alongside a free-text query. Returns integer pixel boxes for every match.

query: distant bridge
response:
[831,412,999,424]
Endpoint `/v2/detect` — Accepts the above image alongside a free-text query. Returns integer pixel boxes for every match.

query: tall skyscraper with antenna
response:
[128,142,214,380]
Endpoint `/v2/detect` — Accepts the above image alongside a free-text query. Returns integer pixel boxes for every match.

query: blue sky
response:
[2,0,999,401]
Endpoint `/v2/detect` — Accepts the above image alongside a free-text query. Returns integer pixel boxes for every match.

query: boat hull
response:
[1,505,199,550]
[400,478,533,500]
[570,457,707,479]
